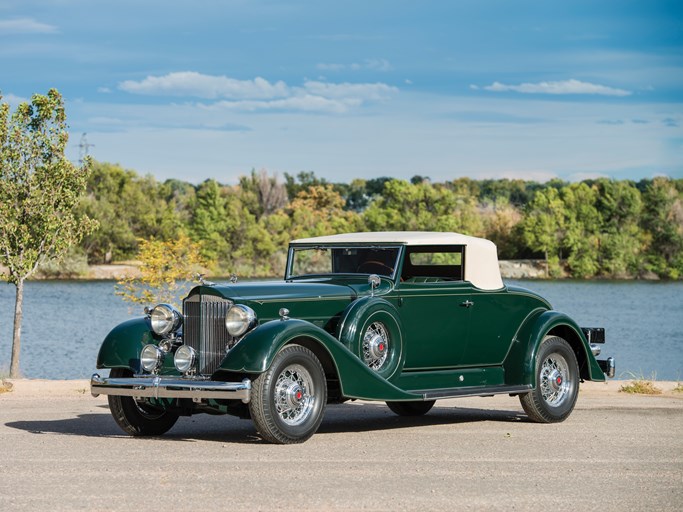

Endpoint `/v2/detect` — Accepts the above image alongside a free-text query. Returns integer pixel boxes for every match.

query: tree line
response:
[63,162,683,280]
[1,90,681,380]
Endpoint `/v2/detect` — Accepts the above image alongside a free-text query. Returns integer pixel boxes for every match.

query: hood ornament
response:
[230,273,238,284]
[195,273,216,286]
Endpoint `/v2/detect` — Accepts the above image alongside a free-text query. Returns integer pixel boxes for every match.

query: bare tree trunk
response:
[544,250,549,278]
[9,278,24,378]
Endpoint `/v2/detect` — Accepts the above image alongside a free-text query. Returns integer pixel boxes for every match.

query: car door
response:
[398,280,473,369]
[396,245,472,370]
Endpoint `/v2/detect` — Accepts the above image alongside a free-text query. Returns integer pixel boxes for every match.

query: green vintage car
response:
[91,231,614,443]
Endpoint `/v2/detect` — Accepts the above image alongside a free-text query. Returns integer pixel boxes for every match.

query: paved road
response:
[0,380,681,511]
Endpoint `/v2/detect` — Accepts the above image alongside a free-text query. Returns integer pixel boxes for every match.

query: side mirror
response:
[368,274,380,296]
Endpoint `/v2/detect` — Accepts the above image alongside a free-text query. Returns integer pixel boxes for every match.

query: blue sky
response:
[1,0,681,184]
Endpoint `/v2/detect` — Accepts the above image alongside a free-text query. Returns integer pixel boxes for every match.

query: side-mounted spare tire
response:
[336,297,404,382]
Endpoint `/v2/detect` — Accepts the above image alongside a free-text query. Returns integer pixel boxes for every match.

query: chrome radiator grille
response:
[183,294,233,375]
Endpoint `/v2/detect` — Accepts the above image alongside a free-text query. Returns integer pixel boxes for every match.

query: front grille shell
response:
[183,294,234,375]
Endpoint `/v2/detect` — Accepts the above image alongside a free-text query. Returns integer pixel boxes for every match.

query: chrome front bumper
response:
[90,373,251,403]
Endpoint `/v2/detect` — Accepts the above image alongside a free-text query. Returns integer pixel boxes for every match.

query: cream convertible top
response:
[291,231,504,291]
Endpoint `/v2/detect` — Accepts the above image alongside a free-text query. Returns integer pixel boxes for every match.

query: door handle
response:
[460,300,474,308]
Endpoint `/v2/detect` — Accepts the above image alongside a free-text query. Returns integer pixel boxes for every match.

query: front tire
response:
[107,368,179,436]
[386,400,436,416]
[249,344,327,444]
[520,336,579,423]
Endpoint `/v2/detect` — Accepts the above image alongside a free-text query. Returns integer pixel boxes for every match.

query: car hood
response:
[188,280,360,326]
[207,281,357,303]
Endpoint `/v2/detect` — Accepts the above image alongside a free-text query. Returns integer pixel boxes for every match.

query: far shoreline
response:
[2,260,671,282]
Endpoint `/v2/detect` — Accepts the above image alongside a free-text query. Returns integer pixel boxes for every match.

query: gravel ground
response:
[0,380,681,511]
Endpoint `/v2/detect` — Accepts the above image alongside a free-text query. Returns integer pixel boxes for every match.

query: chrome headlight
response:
[150,304,182,335]
[225,304,257,337]
[140,344,164,372]
[174,345,196,374]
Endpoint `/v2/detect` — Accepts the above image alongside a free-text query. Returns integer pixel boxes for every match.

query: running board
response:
[411,384,533,400]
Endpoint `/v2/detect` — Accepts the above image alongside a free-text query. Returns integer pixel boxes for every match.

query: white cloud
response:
[210,95,358,114]
[316,58,392,72]
[481,79,631,97]
[0,17,58,34]
[119,72,290,100]
[0,93,28,106]
[316,63,346,72]
[302,81,397,101]
[119,72,397,114]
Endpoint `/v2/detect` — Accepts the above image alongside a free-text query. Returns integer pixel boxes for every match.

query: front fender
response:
[217,319,418,401]
[96,317,155,372]
[504,310,604,386]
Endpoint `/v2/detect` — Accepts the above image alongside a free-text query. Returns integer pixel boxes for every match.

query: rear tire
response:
[107,368,179,436]
[520,336,579,423]
[386,400,436,416]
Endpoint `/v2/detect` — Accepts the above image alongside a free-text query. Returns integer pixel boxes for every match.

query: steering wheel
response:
[356,260,394,276]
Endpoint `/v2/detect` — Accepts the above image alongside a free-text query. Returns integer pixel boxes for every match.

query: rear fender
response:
[504,310,604,386]
[217,319,417,401]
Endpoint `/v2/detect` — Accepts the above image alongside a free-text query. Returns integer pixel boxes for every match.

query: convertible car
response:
[91,231,615,443]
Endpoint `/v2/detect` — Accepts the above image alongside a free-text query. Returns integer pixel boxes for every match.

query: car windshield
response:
[288,246,401,278]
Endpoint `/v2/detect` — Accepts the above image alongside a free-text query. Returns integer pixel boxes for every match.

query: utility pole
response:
[78,133,95,165]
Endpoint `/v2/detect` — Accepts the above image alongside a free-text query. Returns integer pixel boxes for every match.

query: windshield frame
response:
[285,243,404,281]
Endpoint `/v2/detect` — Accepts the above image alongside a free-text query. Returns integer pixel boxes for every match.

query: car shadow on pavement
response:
[317,402,528,436]
[4,412,261,444]
[4,402,529,443]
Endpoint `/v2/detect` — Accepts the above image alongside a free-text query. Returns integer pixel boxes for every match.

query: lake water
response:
[0,279,681,380]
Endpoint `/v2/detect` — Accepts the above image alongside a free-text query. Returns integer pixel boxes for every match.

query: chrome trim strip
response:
[414,384,533,400]
[90,374,251,403]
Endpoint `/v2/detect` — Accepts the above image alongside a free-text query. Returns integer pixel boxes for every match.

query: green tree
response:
[480,198,524,260]
[521,187,566,277]
[561,182,601,278]
[287,185,363,239]
[79,162,183,263]
[191,179,234,263]
[0,90,97,377]
[594,179,643,277]
[363,179,482,234]
[641,177,683,278]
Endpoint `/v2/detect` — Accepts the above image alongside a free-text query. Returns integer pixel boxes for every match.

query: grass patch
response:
[0,380,13,394]
[673,383,683,393]
[619,380,662,395]
[618,371,663,395]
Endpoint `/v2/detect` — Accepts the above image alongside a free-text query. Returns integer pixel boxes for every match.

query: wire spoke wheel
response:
[249,344,327,444]
[273,364,316,426]
[539,353,571,407]
[519,336,579,423]
[362,321,390,371]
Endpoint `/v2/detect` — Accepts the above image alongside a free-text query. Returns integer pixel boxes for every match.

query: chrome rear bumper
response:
[597,357,616,378]
[90,373,251,403]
